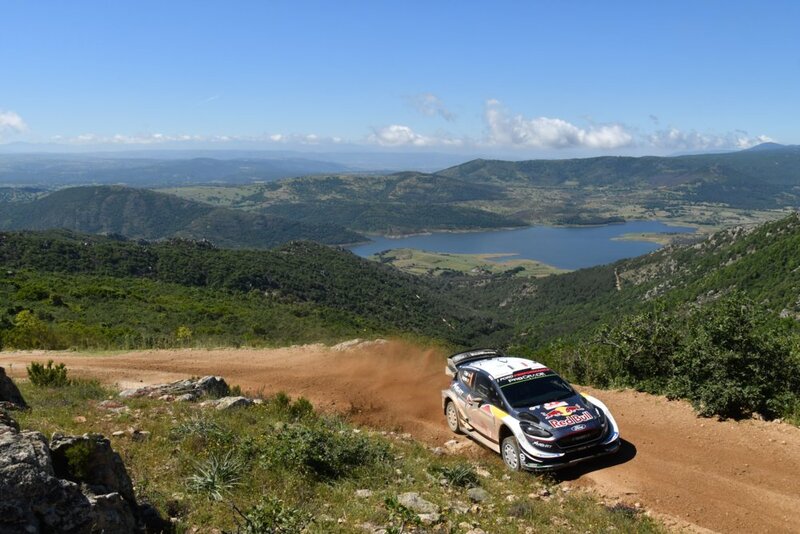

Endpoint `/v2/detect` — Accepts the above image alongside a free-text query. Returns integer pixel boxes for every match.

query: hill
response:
[0,186,363,248]
[0,154,355,186]
[160,172,523,234]
[0,230,508,348]
[439,145,800,210]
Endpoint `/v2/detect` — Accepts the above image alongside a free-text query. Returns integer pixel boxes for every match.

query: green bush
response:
[265,420,390,480]
[667,295,800,419]
[234,496,312,534]
[27,360,70,387]
[595,305,680,393]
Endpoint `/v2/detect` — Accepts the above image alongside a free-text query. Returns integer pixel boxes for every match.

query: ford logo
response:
[571,424,587,431]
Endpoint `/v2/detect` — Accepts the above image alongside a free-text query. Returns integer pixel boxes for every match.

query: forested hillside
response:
[0,231,508,348]
[0,186,363,248]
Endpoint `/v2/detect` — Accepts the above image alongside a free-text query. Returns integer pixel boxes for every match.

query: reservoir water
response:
[349,221,695,270]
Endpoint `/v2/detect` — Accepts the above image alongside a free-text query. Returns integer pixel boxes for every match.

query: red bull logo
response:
[543,404,582,419]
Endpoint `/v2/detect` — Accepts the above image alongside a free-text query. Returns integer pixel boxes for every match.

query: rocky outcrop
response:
[119,376,229,401]
[0,366,27,409]
[0,411,169,533]
[0,414,93,533]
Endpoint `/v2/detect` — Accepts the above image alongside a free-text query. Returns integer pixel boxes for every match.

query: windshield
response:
[498,370,575,408]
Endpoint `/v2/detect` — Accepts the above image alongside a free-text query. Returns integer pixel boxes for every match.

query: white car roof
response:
[465,356,548,380]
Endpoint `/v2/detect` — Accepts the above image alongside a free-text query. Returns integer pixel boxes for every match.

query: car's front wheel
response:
[445,401,461,434]
[501,436,522,471]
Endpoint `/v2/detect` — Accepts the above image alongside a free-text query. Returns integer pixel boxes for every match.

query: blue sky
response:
[1,1,798,156]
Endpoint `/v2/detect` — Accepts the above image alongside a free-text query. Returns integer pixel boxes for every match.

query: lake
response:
[349,221,695,270]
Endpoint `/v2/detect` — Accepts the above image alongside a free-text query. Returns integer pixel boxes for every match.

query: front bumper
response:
[518,433,620,471]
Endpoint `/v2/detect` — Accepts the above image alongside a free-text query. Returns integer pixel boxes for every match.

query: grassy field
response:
[12,377,664,533]
[373,248,566,277]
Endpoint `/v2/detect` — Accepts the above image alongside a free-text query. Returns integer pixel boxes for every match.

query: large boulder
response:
[119,376,229,401]
[0,415,93,533]
[1,414,169,533]
[50,433,136,503]
[0,367,27,410]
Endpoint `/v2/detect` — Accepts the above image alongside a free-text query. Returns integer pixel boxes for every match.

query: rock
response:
[119,375,230,401]
[397,492,439,514]
[0,409,19,431]
[418,512,441,525]
[0,367,27,409]
[0,423,94,533]
[474,467,491,478]
[355,489,373,498]
[175,393,196,402]
[465,529,487,534]
[87,491,137,533]
[215,396,253,411]
[467,487,489,503]
[72,416,87,424]
[50,433,136,503]
[111,431,125,438]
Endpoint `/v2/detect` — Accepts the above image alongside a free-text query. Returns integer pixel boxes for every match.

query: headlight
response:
[520,421,552,438]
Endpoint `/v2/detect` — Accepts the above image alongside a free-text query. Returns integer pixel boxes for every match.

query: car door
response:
[465,371,503,442]
[453,368,475,420]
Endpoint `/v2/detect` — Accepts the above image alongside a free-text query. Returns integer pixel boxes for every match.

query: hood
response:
[515,394,603,439]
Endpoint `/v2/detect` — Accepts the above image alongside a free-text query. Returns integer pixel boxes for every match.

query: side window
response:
[459,369,475,391]
[474,373,501,406]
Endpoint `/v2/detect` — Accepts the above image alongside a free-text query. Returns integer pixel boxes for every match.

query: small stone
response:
[418,512,441,524]
[355,489,373,498]
[465,529,487,534]
[505,494,518,503]
[538,488,550,498]
[174,394,196,402]
[397,492,439,514]
[73,416,87,423]
[475,467,491,478]
[112,431,125,437]
[467,487,489,503]
[431,447,445,456]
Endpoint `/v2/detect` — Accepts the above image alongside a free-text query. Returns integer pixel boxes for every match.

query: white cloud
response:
[648,128,774,150]
[483,99,634,149]
[0,110,27,135]
[368,124,465,147]
[408,93,456,121]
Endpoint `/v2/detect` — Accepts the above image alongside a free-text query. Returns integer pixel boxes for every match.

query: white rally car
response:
[442,348,620,471]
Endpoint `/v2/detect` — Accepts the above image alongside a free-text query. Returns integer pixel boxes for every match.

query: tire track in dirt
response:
[4,341,800,534]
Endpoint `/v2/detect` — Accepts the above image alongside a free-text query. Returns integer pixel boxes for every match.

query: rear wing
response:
[445,348,505,377]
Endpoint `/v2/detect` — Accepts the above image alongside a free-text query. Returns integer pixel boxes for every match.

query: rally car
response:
[441,348,620,471]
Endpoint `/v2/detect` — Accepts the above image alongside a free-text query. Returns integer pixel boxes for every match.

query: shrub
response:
[234,496,312,534]
[64,440,93,479]
[595,305,680,392]
[667,295,800,419]
[265,420,390,480]
[170,414,234,445]
[186,449,243,501]
[429,463,480,488]
[27,360,70,387]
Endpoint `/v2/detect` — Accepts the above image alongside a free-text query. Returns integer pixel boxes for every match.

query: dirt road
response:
[4,341,799,534]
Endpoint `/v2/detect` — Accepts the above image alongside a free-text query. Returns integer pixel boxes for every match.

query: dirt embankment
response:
[4,341,800,534]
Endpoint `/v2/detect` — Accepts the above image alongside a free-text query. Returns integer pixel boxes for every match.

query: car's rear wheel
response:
[445,401,461,434]
[501,436,522,471]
